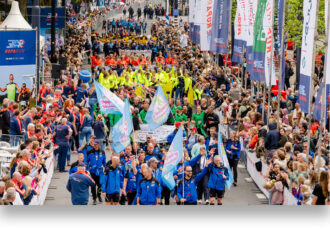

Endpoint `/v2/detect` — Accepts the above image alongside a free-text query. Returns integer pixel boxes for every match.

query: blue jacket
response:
[66,171,95,205]
[125,169,137,192]
[78,144,94,163]
[137,177,162,205]
[176,167,208,204]
[86,148,106,175]
[101,165,123,194]
[75,87,88,104]
[9,116,22,135]
[207,163,229,191]
[225,140,241,159]
[80,115,93,128]
[92,120,105,139]
[265,123,280,150]
[54,124,70,146]
[173,154,202,182]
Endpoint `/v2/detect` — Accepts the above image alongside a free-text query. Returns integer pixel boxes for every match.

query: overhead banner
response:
[232,0,245,64]
[298,0,318,113]
[0,30,36,66]
[210,0,231,54]
[246,0,258,73]
[251,0,273,82]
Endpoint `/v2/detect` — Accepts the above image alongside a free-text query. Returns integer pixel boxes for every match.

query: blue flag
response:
[111,98,133,153]
[218,130,234,189]
[145,85,171,130]
[94,80,124,115]
[162,126,183,190]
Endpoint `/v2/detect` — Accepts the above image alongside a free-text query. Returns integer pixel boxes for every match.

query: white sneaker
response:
[205,200,210,205]
[197,200,202,204]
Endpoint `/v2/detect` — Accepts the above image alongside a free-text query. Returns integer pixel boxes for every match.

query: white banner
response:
[189,0,196,24]
[300,0,318,77]
[241,0,249,43]
[264,0,275,87]
[135,124,175,143]
[246,151,298,205]
[200,0,215,51]
[119,49,152,58]
[234,0,243,41]
[246,0,258,47]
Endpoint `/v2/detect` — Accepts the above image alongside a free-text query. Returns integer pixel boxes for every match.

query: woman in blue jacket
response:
[208,155,229,205]
[92,114,106,150]
[79,108,93,147]
[225,131,241,186]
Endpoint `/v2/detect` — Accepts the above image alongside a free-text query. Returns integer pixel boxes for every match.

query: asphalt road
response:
[45,1,267,206]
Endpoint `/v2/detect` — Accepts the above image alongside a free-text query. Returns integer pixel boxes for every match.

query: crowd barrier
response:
[30,151,54,205]
[246,150,298,205]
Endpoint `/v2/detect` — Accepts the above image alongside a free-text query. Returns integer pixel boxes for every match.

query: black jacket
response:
[265,123,280,150]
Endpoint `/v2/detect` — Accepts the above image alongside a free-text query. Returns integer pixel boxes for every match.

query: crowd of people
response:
[1,1,330,206]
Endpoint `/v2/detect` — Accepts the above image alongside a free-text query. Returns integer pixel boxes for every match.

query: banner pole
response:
[316,0,330,173]
[306,0,320,163]
[277,0,286,130]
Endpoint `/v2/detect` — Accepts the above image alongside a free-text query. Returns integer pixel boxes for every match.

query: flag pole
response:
[316,0,330,173]
[306,0,320,164]
[277,0,286,130]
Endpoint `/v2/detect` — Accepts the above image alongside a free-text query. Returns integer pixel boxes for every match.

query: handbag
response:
[255,160,262,172]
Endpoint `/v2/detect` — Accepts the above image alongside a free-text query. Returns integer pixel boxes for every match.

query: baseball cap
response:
[148,157,159,164]
[191,127,197,131]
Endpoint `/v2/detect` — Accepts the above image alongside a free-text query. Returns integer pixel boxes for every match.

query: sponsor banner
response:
[189,0,196,41]
[27,7,65,29]
[278,0,286,89]
[0,30,36,66]
[246,0,258,73]
[232,0,244,64]
[299,0,318,113]
[135,125,176,143]
[119,49,152,58]
[210,0,231,54]
[264,0,275,86]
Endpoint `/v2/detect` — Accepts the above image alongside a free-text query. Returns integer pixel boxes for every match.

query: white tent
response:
[0,1,32,30]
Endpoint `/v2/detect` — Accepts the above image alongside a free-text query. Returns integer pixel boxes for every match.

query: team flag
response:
[145,85,170,130]
[218,130,234,189]
[162,126,184,190]
[94,80,124,115]
[111,98,133,153]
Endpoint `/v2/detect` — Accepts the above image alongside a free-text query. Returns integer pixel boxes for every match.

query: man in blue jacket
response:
[66,162,95,205]
[54,118,72,172]
[208,155,229,205]
[87,140,106,205]
[136,167,161,205]
[101,156,124,205]
[176,159,211,205]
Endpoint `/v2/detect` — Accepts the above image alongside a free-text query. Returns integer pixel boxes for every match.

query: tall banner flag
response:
[162,126,184,190]
[298,0,318,113]
[193,0,202,45]
[189,0,196,41]
[277,0,286,90]
[264,0,275,86]
[325,0,330,121]
[246,0,258,73]
[251,0,273,82]
[218,130,234,189]
[313,84,323,121]
[232,0,245,64]
[94,80,124,115]
[210,0,231,54]
[111,99,133,153]
[200,0,215,51]
[145,85,171,130]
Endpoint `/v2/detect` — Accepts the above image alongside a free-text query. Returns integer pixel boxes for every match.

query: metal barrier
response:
[0,134,24,148]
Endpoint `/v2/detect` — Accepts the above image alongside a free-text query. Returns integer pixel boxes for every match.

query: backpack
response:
[178,76,185,88]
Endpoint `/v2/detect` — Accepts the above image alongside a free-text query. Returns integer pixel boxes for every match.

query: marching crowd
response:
[1,2,330,206]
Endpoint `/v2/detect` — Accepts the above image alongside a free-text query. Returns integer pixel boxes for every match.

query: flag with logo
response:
[246,0,258,73]
[162,126,184,190]
[94,80,124,115]
[145,85,171,130]
[298,0,318,113]
[111,98,133,153]
[232,0,245,64]
[218,130,234,189]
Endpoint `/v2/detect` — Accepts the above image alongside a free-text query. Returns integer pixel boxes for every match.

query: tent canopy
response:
[0,1,32,30]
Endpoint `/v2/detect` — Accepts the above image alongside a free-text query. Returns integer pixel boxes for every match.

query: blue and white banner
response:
[210,0,231,54]
[145,85,171,130]
[218,130,234,189]
[112,99,133,153]
[94,80,124,115]
[193,0,202,45]
[232,0,244,64]
[0,30,36,66]
[200,0,215,51]
[278,0,286,90]
[162,126,184,190]
[246,0,258,73]
[298,0,318,113]
[189,0,196,41]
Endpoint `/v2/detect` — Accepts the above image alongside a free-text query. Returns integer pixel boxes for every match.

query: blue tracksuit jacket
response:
[66,171,95,205]
[207,163,229,191]
[86,149,106,176]
[101,166,123,194]
[137,177,162,205]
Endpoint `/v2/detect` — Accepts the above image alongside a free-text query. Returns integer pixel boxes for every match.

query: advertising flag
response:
[94,80,124,115]
[278,0,286,89]
[111,99,133,153]
[218,130,234,189]
[145,85,171,130]
[246,0,258,73]
[193,0,202,45]
[232,0,245,64]
[200,0,215,51]
[298,0,318,113]
[189,0,196,41]
[210,0,231,54]
[162,126,184,190]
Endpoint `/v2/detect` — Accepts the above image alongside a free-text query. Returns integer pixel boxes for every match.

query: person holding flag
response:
[145,85,171,130]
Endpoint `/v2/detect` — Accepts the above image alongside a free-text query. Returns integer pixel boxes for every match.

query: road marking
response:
[256,193,267,199]
[245,177,253,182]
[238,164,245,168]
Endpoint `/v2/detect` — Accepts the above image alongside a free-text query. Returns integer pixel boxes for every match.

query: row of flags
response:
[189,0,329,122]
[94,80,234,190]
